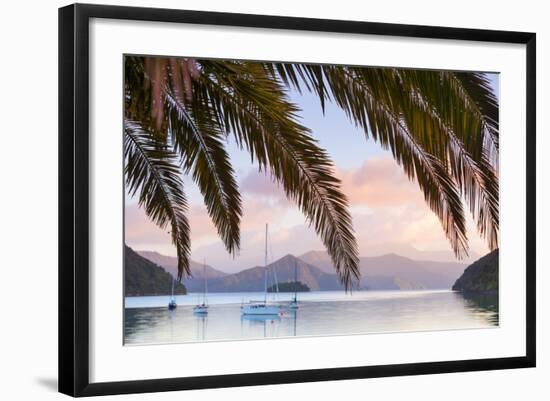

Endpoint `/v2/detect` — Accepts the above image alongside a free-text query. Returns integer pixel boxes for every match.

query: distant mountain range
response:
[132,249,468,292]
[340,243,481,264]
[300,250,466,289]
[137,250,228,279]
[195,254,345,292]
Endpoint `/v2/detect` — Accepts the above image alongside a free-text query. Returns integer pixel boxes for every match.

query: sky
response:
[125,71,499,273]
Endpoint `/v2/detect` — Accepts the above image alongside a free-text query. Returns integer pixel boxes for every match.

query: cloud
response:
[239,168,291,207]
[350,205,447,255]
[125,204,170,244]
[337,157,424,208]
[240,168,278,196]
[124,201,222,255]
[125,155,490,272]
[125,176,306,261]
[124,204,174,254]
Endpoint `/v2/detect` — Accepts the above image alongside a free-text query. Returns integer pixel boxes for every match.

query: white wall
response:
[0,0,546,400]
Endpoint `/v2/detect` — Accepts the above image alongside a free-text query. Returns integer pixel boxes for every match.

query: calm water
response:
[124,290,498,345]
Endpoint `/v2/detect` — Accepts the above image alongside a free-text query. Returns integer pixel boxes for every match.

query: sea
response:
[124,290,498,345]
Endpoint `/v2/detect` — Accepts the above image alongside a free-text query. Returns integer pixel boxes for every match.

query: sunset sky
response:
[125,71,499,273]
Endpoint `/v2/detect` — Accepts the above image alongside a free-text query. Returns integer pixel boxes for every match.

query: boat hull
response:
[241,304,281,315]
[193,306,209,314]
[288,302,299,309]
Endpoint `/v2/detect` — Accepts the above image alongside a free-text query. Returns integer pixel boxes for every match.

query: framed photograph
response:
[58,3,536,397]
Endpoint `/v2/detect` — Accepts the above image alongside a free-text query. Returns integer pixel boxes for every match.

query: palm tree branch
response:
[269,63,468,257]
[199,60,360,288]
[163,87,242,255]
[127,58,243,256]
[394,76,499,250]
[124,119,191,279]
[440,71,499,155]
[306,65,469,257]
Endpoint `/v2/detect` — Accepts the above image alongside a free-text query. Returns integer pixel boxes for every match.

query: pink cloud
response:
[337,157,424,208]
[187,203,218,239]
[124,201,220,254]
[240,168,279,196]
[239,168,291,207]
[239,159,424,214]
[125,187,300,259]
[125,155,490,271]
[125,204,171,244]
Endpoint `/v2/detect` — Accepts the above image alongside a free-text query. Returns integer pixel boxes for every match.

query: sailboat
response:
[193,259,209,314]
[288,260,299,310]
[168,277,177,310]
[241,224,282,316]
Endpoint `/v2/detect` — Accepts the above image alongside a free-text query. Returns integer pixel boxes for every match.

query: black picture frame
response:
[58,3,536,397]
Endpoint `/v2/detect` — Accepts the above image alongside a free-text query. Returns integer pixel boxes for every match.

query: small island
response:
[268,281,310,293]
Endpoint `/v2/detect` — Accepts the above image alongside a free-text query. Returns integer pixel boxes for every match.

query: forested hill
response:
[125,245,186,296]
[452,250,498,293]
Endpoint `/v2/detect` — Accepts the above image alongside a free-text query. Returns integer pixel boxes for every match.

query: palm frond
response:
[267,63,470,258]
[164,88,243,256]
[127,57,243,256]
[200,60,360,288]
[124,119,191,279]
[449,71,499,155]
[386,69,499,250]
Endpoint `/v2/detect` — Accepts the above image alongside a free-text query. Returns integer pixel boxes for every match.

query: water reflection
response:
[290,310,297,337]
[124,290,499,345]
[194,314,208,341]
[457,291,499,325]
[240,314,282,338]
[241,314,281,324]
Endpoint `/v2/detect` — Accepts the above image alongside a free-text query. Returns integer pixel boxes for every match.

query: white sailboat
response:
[193,259,209,314]
[241,224,282,316]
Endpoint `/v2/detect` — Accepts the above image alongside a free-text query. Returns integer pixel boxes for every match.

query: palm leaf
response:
[385,69,499,250]
[200,60,360,288]
[164,88,243,255]
[124,119,191,279]
[449,71,499,155]
[268,63,470,258]
[127,57,243,256]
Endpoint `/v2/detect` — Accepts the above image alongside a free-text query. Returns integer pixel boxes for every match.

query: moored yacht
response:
[241,224,282,316]
[193,259,209,314]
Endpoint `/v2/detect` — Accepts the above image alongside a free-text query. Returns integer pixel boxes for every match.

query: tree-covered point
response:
[267,281,310,293]
[125,245,187,296]
[452,249,498,293]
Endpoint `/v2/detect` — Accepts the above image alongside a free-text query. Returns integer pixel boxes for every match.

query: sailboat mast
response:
[203,259,207,303]
[294,260,297,300]
[204,259,208,296]
[264,223,268,304]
